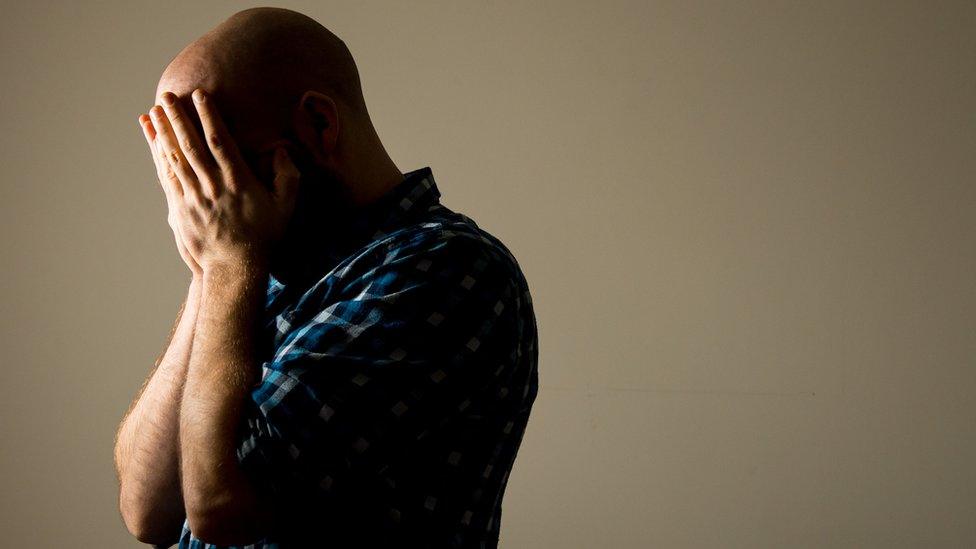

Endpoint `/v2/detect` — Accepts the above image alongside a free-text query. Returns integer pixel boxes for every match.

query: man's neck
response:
[337,124,405,208]
[342,160,405,208]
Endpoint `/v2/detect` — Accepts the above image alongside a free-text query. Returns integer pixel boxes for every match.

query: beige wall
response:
[2,1,974,547]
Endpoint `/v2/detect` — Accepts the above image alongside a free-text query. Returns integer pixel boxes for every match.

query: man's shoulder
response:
[345,210,521,282]
[276,209,530,329]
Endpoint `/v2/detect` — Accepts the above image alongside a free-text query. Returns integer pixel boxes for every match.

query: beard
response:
[267,142,353,285]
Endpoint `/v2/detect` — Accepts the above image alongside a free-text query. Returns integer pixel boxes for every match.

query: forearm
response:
[114,276,202,543]
[180,263,274,545]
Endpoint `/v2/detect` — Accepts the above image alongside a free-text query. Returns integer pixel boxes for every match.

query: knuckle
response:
[227,165,246,181]
[192,196,205,209]
[167,150,182,166]
[207,133,223,150]
[179,201,195,216]
[200,180,219,199]
[162,154,177,173]
[180,138,197,156]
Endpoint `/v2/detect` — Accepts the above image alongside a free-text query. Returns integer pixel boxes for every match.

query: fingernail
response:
[161,92,176,106]
[192,89,206,103]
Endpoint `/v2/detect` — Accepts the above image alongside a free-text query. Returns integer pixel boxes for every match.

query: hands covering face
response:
[139,88,301,276]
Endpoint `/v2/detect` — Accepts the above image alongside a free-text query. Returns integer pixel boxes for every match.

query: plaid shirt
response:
[174,167,539,548]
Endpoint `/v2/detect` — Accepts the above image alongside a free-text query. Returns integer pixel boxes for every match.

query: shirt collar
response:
[345,166,441,242]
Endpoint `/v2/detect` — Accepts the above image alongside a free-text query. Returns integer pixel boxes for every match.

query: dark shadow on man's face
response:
[241,125,353,281]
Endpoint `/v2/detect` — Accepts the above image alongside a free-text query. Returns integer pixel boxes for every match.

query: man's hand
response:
[145,88,300,274]
[139,111,203,277]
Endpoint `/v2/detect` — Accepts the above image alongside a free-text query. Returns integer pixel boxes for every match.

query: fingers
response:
[140,113,202,275]
[272,146,301,216]
[159,92,218,197]
[190,89,246,180]
[149,105,204,201]
[139,114,183,200]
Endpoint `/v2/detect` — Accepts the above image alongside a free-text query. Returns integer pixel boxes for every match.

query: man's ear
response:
[298,90,339,148]
[305,103,330,132]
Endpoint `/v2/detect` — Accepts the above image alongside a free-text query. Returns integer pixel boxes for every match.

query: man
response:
[113,7,538,548]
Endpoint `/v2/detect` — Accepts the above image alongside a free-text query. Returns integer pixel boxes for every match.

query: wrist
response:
[202,255,269,286]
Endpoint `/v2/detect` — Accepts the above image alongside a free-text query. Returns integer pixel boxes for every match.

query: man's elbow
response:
[185,494,275,546]
[119,490,184,545]
[120,505,182,546]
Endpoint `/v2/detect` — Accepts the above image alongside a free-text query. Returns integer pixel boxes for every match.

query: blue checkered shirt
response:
[174,167,539,548]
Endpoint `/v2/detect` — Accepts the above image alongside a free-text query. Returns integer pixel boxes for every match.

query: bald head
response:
[156,7,367,140]
[151,7,406,280]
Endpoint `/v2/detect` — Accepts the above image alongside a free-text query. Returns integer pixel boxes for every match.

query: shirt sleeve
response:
[233,229,520,503]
